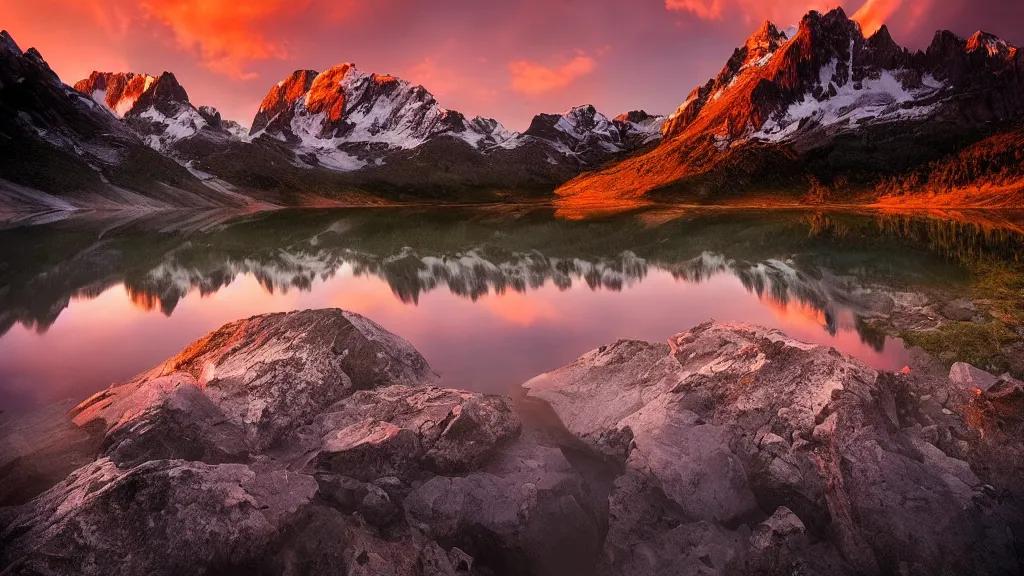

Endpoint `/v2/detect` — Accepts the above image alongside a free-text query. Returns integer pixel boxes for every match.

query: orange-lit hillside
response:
[875,125,1024,208]
[556,10,875,206]
[556,8,1024,210]
[305,64,355,123]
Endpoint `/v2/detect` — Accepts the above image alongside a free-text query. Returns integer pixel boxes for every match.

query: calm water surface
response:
[1,207,1020,413]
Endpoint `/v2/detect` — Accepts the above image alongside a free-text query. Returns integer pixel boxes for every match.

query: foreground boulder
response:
[0,309,595,576]
[3,311,1022,575]
[70,308,438,467]
[0,459,317,575]
[524,321,1023,575]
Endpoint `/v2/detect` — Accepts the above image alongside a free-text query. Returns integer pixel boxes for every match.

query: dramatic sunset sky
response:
[6,0,1024,130]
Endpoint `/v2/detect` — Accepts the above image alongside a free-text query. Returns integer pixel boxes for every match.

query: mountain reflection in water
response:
[2,207,1022,412]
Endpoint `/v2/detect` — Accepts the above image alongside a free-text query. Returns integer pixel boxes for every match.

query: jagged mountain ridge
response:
[247,63,663,172]
[557,8,1024,206]
[6,8,1023,211]
[0,30,251,212]
[75,71,245,152]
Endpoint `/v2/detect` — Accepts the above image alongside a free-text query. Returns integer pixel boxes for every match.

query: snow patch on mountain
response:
[138,105,207,150]
[256,63,517,170]
[753,70,947,143]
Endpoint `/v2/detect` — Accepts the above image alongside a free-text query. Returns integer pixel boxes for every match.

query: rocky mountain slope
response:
[75,71,249,156]
[216,63,666,196]
[0,31,251,212]
[2,309,1022,574]
[58,61,667,204]
[246,63,662,174]
[6,8,1022,211]
[557,8,1024,207]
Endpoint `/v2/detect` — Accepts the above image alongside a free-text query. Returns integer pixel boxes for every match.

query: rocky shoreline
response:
[2,309,1022,575]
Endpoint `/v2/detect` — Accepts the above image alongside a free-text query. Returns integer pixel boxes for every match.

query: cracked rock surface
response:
[3,310,1022,575]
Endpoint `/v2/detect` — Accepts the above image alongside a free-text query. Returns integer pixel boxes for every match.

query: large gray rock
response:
[0,458,317,576]
[7,311,1021,576]
[525,321,1019,575]
[70,309,437,464]
[0,309,561,576]
[940,298,977,321]
[405,435,602,576]
[949,361,999,393]
[313,385,521,479]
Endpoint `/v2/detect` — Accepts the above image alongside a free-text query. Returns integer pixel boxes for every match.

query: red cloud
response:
[664,0,833,23]
[140,0,364,80]
[508,54,597,95]
[665,0,934,38]
[10,0,364,81]
[853,0,918,35]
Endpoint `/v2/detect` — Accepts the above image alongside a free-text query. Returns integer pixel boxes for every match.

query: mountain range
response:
[1,7,1022,212]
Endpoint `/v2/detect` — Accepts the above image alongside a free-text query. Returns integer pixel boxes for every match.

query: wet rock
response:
[949,362,999,392]
[7,310,1022,576]
[856,290,895,314]
[526,321,1020,575]
[940,298,977,321]
[0,400,102,506]
[70,309,437,461]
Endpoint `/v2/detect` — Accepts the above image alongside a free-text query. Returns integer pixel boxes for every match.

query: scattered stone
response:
[941,299,977,321]
[949,362,999,393]
[359,484,398,527]
[749,506,809,557]
[920,425,940,445]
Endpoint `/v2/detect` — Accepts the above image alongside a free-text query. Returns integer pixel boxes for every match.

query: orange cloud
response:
[508,54,596,95]
[666,0,933,38]
[140,0,363,80]
[15,0,365,81]
[665,0,831,23]
[852,0,914,35]
[140,0,290,79]
[407,57,458,96]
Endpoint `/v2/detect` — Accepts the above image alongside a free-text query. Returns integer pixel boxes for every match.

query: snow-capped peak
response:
[557,105,616,139]
[967,31,1013,58]
[74,72,158,118]
[250,63,515,170]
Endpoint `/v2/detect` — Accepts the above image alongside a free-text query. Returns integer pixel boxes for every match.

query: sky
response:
[5,0,1024,131]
